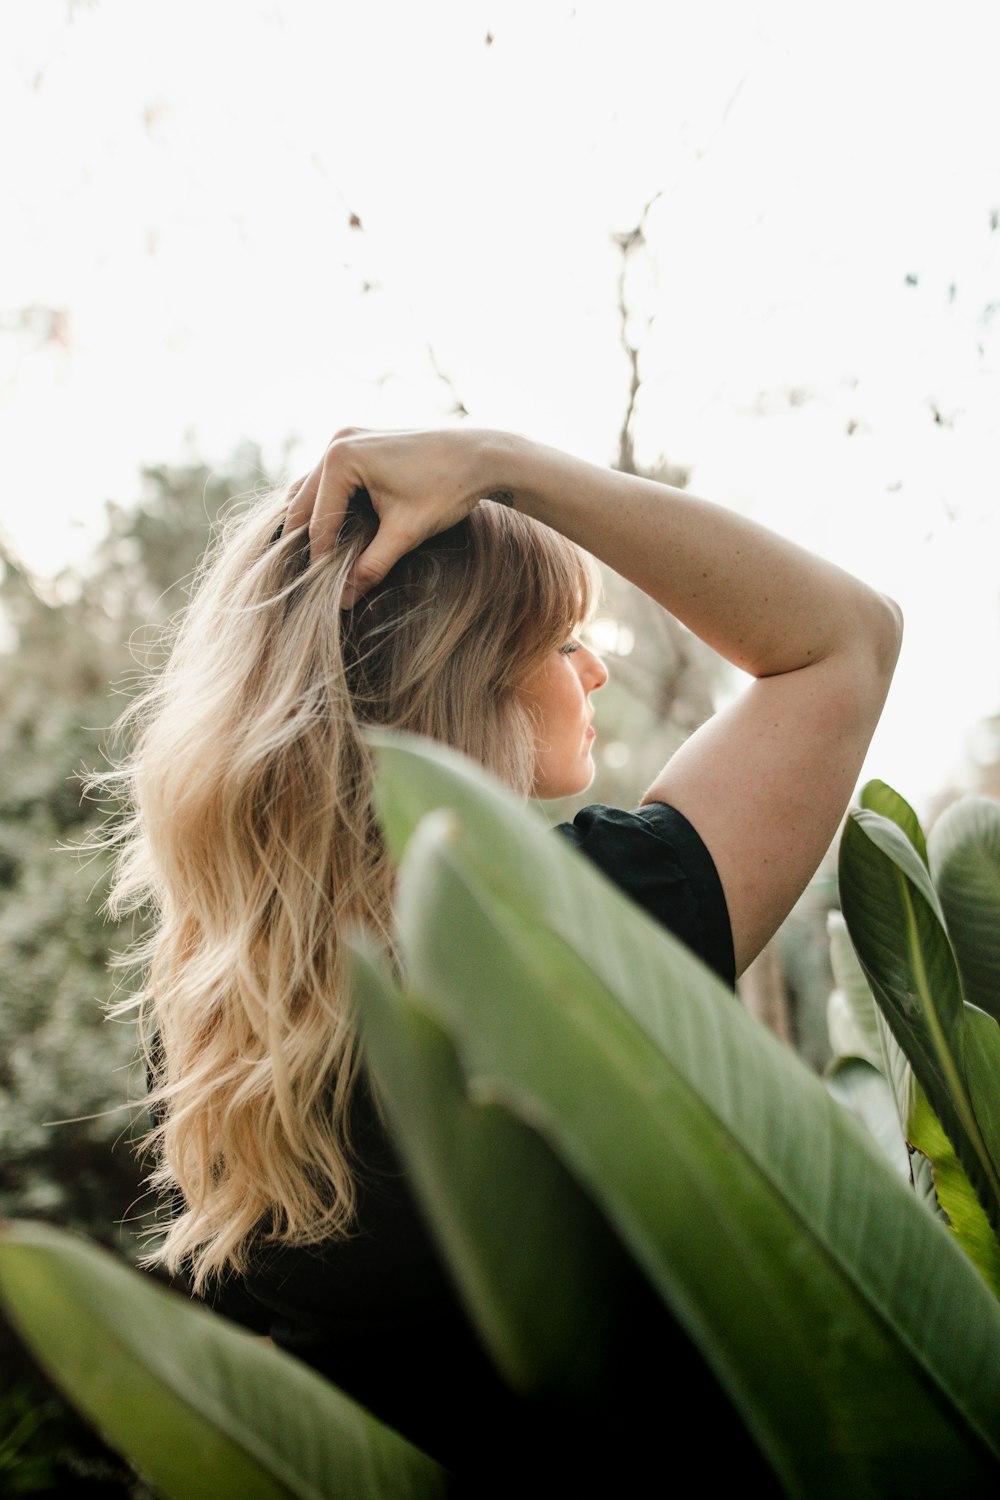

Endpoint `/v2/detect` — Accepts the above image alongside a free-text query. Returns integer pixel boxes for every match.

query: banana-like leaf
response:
[860,778,929,866]
[904,1072,1000,1299]
[823,1057,910,1179]
[839,809,1000,1233]
[845,788,959,1217]
[367,734,1000,1496]
[826,911,886,1072]
[825,913,911,1180]
[878,1013,950,1218]
[872,996,1000,1290]
[0,1220,446,1500]
[348,939,629,1396]
[403,826,1000,1493]
[826,911,946,1215]
[965,1005,1000,1188]
[929,796,1000,1024]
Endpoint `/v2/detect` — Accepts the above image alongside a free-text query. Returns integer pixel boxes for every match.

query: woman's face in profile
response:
[517,635,608,800]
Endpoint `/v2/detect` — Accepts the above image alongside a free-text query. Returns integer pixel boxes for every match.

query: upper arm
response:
[641,610,901,978]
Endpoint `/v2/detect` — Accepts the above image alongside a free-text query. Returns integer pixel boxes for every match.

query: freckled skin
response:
[517,638,608,799]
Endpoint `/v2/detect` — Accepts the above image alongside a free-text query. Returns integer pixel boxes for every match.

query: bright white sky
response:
[3,0,1000,815]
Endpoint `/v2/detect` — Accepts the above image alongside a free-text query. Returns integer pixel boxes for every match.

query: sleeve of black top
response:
[553,800,736,990]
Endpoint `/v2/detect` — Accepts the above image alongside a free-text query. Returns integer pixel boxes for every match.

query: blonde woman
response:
[111,426,901,1489]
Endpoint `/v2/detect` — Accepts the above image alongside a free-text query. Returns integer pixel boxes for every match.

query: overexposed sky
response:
[3,0,1000,812]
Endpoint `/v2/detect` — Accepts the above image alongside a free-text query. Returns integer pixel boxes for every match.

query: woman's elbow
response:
[847,590,903,717]
[873,592,904,681]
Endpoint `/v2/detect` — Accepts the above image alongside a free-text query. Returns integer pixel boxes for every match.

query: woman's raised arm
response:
[288,427,903,976]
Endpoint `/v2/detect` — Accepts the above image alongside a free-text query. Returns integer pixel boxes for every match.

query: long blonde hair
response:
[103,485,598,1291]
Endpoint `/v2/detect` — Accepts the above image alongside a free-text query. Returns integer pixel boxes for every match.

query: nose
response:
[580,643,608,691]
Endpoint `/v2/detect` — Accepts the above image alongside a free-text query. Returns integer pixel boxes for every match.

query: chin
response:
[562,762,596,799]
[533,754,596,801]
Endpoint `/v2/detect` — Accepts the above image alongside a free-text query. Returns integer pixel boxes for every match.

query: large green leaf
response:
[925,795,1000,1279]
[825,910,944,1213]
[965,1005,1000,1193]
[826,910,889,1073]
[825,913,910,1181]
[823,1057,910,1180]
[860,778,929,867]
[0,1220,446,1500]
[877,1014,947,1217]
[868,993,1000,1286]
[366,734,1000,1496]
[348,939,628,1396]
[904,1070,1000,1299]
[839,809,1000,1233]
[929,795,1000,1024]
[848,786,950,1211]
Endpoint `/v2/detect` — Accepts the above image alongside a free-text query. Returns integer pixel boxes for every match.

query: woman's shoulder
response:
[552,800,736,989]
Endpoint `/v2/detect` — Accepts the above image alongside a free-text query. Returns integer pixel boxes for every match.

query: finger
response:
[286,444,359,556]
[308,445,359,555]
[284,458,324,539]
[341,521,422,609]
[284,430,372,541]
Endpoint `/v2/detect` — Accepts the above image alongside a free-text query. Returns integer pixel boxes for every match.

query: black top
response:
[205,804,771,1494]
[554,800,735,988]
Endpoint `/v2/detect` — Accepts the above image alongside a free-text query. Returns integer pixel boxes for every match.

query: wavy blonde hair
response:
[103,486,598,1291]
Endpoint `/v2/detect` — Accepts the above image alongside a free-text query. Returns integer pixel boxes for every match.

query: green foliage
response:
[4,458,999,1494]
[837,781,1000,1295]
[0,1371,150,1498]
[0,447,274,1250]
[0,447,287,1491]
[3,743,1000,1494]
[930,795,1000,1022]
[0,1220,446,1500]
[354,735,1000,1495]
[0,1382,61,1494]
[824,910,910,1184]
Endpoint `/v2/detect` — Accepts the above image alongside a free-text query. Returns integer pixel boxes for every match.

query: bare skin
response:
[518,636,609,801]
[286,426,903,977]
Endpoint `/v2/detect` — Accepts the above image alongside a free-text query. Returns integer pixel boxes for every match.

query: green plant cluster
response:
[834,779,1000,1295]
[0,449,279,1494]
[0,450,272,1249]
[1,743,999,1497]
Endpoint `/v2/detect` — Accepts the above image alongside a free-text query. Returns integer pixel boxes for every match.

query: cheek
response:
[553,671,583,723]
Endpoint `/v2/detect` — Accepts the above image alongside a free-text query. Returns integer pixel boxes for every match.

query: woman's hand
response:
[285,426,509,607]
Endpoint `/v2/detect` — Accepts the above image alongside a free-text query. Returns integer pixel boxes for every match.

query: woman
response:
[110,425,901,1487]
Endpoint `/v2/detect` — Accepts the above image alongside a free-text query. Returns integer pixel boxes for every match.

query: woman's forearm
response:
[495,431,901,682]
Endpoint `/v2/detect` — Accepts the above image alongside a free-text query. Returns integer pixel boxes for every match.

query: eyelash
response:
[559,639,581,656]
